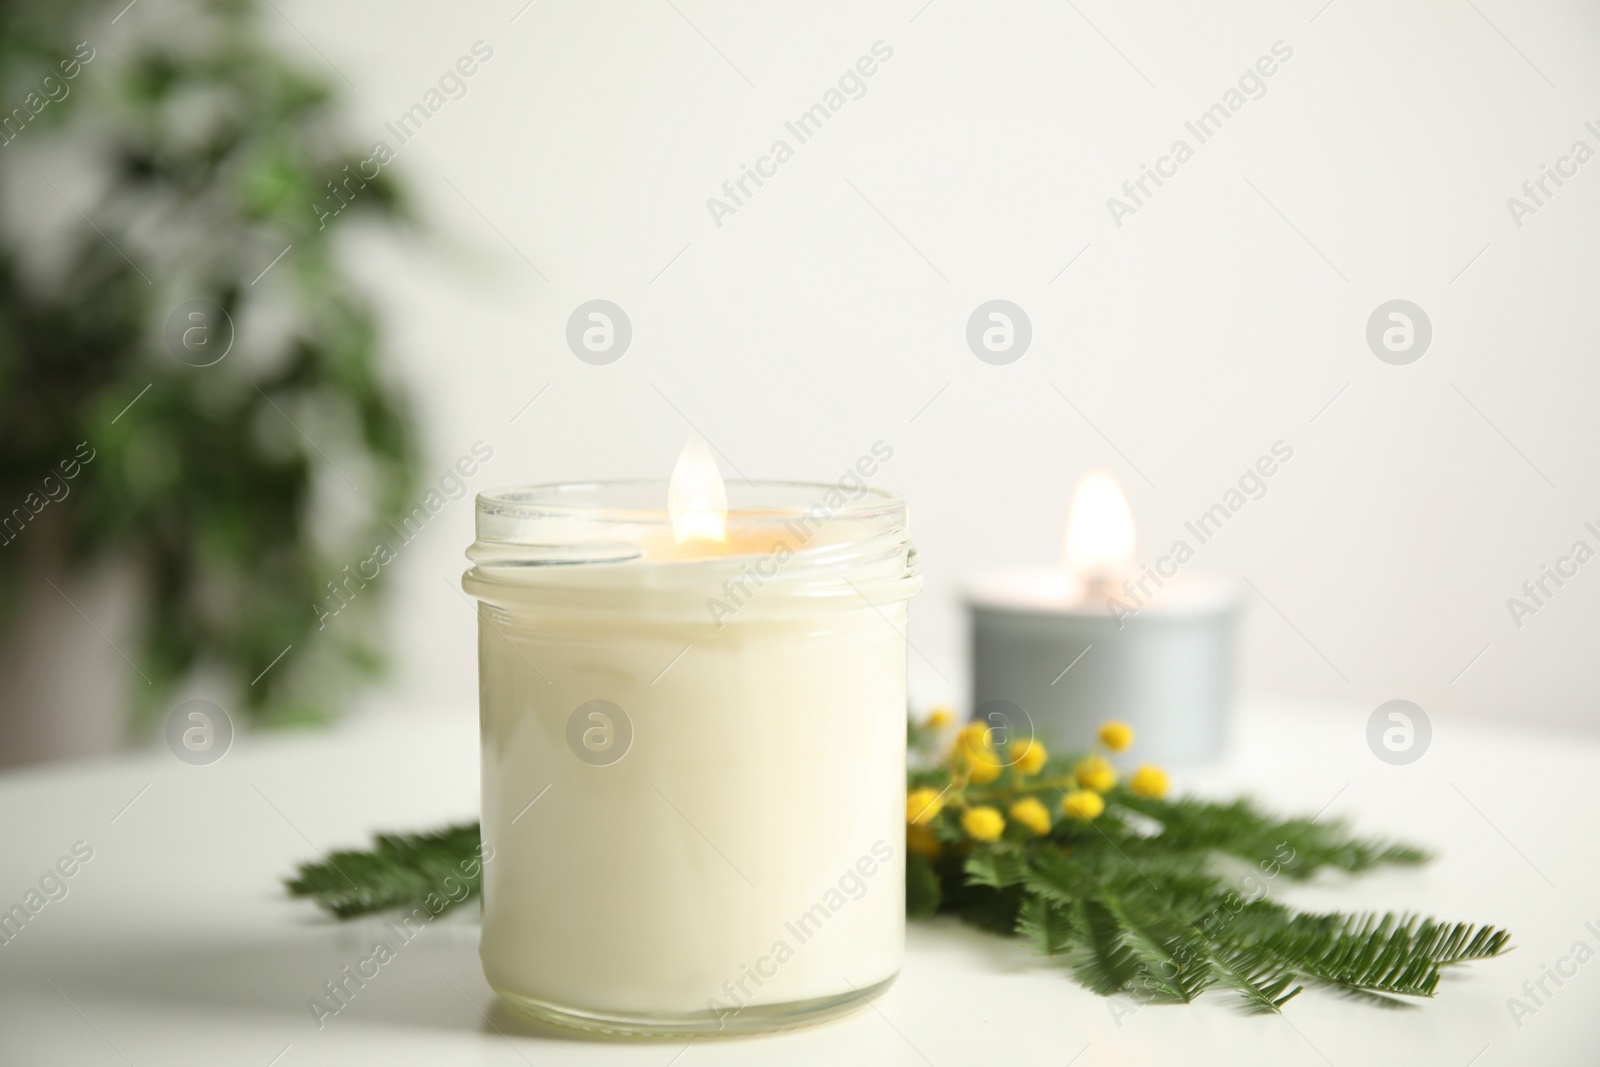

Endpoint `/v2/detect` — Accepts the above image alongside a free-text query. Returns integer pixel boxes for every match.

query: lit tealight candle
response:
[966,470,1241,764]
[1062,470,1136,588]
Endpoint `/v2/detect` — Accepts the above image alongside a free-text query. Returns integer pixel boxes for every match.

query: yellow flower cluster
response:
[961,806,1005,842]
[954,723,1004,784]
[1009,797,1051,836]
[905,713,1170,844]
[906,787,945,824]
[1098,720,1134,751]
[1130,764,1169,798]
[1063,720,1170,815]
[1061,790,1104,820]
[907,786,948,858]
[1075,755,1117,792]
[1011,738,1047,777]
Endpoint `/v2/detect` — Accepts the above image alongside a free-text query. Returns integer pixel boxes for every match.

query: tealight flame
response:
[1062,470,1135,584]
[668,437,728,545]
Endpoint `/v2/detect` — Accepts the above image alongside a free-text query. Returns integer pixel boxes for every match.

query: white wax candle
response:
[463,474,920,1036]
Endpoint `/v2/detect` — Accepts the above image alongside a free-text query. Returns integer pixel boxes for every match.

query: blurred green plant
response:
[0,0,420,730]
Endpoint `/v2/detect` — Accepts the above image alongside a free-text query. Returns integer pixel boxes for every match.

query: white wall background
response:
[272,0,1600,735]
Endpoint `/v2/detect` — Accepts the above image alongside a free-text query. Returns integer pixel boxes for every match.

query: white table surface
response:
[2,701,1595,1066]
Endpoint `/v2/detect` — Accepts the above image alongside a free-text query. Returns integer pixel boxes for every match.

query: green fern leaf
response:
[1063,899,1143,995]
[284,822,482,919]
[1101,892,1215,1003]
[964,846,1029,889]
[1016,894,1075,956]
[1209,945,1302,1014]
[1244,911,1511,998]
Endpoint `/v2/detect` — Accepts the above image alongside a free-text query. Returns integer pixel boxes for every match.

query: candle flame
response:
[668,437,727,544]
[1063,470,1135,582]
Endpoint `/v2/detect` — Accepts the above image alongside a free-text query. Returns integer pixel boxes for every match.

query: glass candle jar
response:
[461,479,921,1036]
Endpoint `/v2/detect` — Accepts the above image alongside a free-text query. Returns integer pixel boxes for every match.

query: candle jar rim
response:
[475,479,907,527]
[465,479,921,612]
[470,479,912,569]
